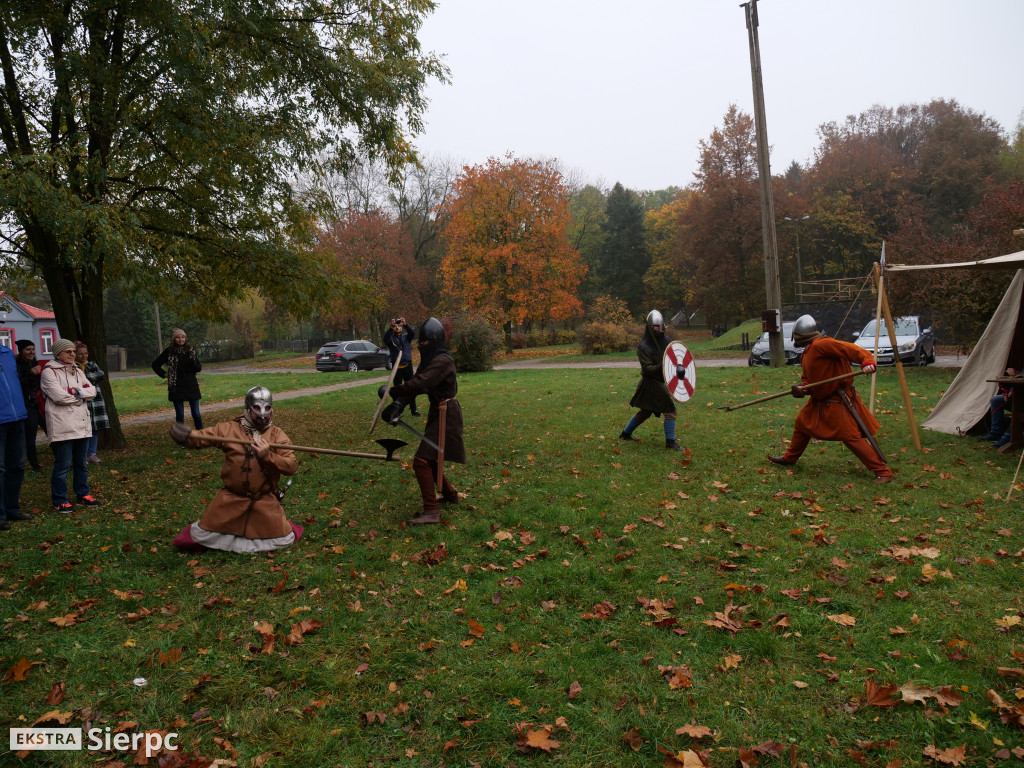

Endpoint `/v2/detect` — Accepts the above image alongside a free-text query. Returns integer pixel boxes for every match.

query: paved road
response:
[112,355,965,429]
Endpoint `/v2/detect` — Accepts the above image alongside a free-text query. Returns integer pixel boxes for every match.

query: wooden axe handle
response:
[721,368,872,412]
[191,433,400,460]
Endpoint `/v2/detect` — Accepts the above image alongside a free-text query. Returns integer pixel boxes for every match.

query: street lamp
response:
[784,215,810,299]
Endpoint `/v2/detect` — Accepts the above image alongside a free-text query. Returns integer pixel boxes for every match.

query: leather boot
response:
[410,458,441,525]
[767,455,796,466]
[665,440,685,451]
[440,475,459,504]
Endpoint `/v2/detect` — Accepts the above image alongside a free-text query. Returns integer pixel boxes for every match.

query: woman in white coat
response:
[40,339,100,512]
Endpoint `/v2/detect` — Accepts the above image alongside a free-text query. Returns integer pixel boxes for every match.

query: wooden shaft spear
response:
[190,433,407,461]
[719,368,873,412]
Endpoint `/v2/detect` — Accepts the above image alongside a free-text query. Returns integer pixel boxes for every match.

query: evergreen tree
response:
[597,183,650,317]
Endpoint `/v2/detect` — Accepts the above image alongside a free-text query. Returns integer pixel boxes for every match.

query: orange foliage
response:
[439,153,585,328]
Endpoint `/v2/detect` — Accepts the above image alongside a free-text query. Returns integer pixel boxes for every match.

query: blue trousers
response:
[51,438,89,506]
[0,419,26,519]
[173,400,204,429]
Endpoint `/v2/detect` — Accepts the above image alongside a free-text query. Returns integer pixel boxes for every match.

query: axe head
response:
[375,438,407,461]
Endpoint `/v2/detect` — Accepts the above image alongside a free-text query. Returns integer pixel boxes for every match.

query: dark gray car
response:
[315,340,393,372]
[748,322,803,366]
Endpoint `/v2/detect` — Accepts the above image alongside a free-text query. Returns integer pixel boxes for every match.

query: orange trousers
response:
[781,429,891,477]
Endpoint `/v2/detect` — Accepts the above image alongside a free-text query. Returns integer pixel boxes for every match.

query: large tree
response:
[670,105,763,328]
[0,0,446,445]
[318,210,430,340]
[438,154,586,349]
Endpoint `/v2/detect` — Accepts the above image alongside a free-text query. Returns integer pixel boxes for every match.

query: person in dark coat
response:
[16,339,43,472]
[152,328,204,429]
[384,317,465,526]
[619,310,685,451]
[382,316,419,416]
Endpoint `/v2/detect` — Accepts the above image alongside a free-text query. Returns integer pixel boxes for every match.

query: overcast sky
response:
[413,0,1024,192]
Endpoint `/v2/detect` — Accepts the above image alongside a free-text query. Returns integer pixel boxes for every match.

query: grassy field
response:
[110,371,383,416]
[5,364,1024,767]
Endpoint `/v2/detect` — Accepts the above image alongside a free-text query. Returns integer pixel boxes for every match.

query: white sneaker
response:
[87,455,101,463]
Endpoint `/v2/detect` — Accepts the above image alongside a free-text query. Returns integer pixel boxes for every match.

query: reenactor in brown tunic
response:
[384,317,465,526]
[170,387,302,552]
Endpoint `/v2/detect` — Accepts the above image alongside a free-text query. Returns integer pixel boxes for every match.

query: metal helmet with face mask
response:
[645,310,665,330]
[244,386,274,430]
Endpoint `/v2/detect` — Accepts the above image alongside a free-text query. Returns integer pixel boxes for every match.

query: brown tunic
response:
[185,419,299,539]
[391,353,466,464]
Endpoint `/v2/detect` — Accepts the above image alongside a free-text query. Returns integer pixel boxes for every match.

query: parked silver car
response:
[852,316,935,366]
[748,322,803,366]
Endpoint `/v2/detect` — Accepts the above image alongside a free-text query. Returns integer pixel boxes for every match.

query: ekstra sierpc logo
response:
[10,727,178,754]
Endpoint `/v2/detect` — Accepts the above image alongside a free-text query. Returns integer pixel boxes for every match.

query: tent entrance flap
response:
[919,270,1024,435]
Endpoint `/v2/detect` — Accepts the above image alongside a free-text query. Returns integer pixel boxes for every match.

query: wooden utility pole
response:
[743,0,784,367]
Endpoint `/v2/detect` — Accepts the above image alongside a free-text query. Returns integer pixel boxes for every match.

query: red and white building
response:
[0,292,59,359]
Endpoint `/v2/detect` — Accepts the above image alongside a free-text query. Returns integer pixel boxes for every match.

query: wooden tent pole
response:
[872,262,923,450]
[869,261,884,412]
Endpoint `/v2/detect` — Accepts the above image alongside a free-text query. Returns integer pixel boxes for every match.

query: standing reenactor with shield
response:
[619,310,694,451]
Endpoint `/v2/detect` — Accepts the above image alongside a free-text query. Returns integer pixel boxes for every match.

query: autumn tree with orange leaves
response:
[317,210,431,340]
[439,154,586,350]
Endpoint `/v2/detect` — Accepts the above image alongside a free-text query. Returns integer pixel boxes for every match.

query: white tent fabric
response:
[887,250,1024,272]
[913,269,1024,435]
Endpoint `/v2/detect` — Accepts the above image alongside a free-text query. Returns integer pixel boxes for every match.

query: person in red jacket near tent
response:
[767,314,893,483]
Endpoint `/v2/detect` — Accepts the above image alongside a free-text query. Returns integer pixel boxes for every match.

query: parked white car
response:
[853,316,935,366]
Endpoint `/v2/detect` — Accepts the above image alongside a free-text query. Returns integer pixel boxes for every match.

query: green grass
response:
[5,365,1024,766]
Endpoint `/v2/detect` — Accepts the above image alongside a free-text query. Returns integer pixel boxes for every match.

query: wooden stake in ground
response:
[869,254,885,412]
[872,261,923,451]
[1006,448,1024,503]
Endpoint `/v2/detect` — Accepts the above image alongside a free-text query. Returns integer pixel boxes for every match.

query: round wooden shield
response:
[662,341,696,403]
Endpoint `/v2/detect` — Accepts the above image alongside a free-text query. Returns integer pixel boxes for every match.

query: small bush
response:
[511,333,529,349]
[554,329,576,345]
[449,316,502,372]
[586,296,634,326]
[578,322,635,355]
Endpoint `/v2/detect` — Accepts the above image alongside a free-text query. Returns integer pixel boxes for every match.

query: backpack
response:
[35,359,48,419]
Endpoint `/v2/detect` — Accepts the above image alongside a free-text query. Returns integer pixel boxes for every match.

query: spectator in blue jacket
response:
[0,342,30,530]
[382,317,420,416]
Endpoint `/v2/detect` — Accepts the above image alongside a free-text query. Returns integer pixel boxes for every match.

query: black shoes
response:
[619,432,636,441]
[7,512,33,522]
[78,495,101,507]
[665,440,685,451]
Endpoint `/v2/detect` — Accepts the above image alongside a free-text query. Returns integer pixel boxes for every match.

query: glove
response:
[170,422,193,446]
[381,401,405,426]
[862,363,877,375]
[791,384,806,398]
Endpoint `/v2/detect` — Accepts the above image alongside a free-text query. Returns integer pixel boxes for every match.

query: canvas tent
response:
[887,250,1024,435]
